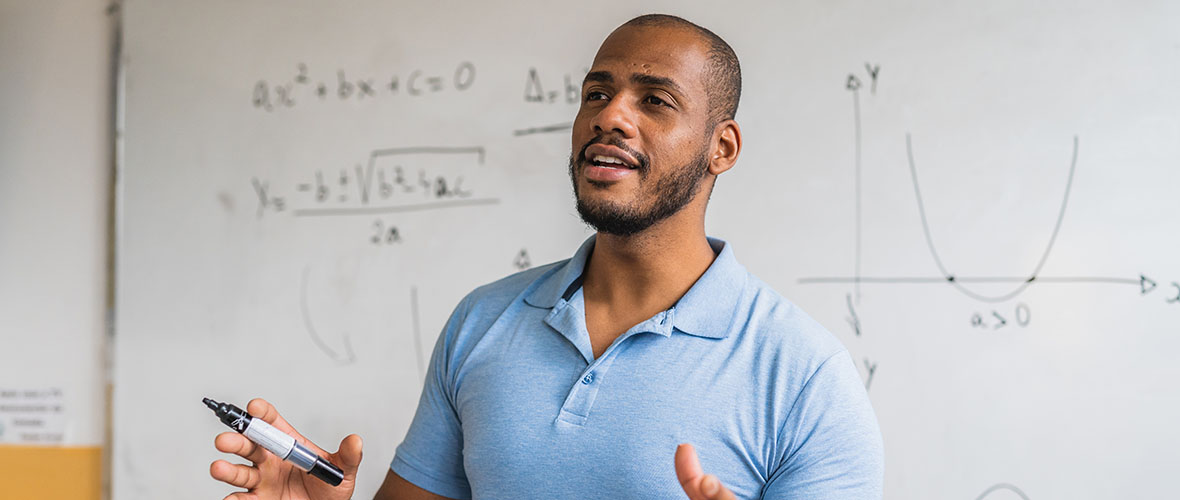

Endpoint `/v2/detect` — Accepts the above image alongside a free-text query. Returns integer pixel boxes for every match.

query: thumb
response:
[675,444,737,500]
[334,433,364,474]
[700,474,737,500]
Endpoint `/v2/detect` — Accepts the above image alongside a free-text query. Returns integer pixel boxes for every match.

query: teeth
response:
[592,155,627,167]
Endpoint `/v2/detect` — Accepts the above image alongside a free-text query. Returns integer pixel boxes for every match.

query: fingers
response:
[209,459,262,490]
[675,443,704,488]
[222,493,259,500]
[246,398,295,434]
[214,432,268,464]
[247,398,328,456]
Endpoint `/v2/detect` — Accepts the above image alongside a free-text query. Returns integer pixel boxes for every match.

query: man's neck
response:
[582,220,717,315]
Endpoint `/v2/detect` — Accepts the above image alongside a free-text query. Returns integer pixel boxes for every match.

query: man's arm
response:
[384,295,475,499]
[374,470,457,500]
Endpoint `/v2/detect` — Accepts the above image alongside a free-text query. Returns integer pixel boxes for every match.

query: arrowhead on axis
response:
[1140,274,1158,295]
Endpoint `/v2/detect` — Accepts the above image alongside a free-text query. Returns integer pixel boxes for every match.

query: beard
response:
[568,136,710,237]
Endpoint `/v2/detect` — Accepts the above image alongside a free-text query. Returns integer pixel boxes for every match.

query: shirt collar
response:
[524,236,596,309]
[524,235,747,340]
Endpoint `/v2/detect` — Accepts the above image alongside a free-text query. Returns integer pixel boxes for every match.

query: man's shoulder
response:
[738,272,848,362]
[458,258,569,315]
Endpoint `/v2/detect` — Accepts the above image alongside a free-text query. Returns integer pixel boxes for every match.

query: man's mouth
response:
[589,155,636,169]
[579,143,643,183]
[583,143,641,170]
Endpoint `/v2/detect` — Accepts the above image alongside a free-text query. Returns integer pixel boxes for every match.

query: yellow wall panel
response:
[0,446,101,500]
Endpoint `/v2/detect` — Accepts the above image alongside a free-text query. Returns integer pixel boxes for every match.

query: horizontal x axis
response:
[798,276,1140,285]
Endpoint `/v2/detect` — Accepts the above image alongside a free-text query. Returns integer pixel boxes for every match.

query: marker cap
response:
[309,456,344,486]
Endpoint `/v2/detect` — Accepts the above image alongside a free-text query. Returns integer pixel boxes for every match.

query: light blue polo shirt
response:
[391,236,883,499]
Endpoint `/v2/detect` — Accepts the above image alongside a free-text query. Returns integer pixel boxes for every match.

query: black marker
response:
[203,398,344,487]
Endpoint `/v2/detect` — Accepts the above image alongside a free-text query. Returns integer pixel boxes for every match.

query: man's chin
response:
[575,191,635,214]
[575,199,653,237]
[575,174,633,202]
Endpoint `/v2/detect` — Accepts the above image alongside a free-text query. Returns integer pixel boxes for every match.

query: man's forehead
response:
[589,24,709,82]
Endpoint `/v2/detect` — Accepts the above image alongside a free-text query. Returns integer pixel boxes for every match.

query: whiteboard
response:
[114,1,1180,499]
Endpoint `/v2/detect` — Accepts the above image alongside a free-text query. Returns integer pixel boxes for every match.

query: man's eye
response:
[644,95,669,107]
[585,91,608,102]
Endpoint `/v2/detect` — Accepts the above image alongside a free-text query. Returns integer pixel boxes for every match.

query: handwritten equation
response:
[970,303,1032,330]
[250,146,498,245]
[511,67,584,137]
[252,61,476,111]
[523,67,587,105]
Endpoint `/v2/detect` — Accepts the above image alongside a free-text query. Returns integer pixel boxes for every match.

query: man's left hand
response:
[675,443,737,500]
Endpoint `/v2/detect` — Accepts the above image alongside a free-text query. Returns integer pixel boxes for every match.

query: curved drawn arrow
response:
[974,483,1031,500]
[300,265,357,365]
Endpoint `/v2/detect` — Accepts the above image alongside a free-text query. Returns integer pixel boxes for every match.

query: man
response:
[210,14,883,500]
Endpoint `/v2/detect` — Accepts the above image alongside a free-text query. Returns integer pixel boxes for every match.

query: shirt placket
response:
[555,350,620,426]
[548,307,675,427]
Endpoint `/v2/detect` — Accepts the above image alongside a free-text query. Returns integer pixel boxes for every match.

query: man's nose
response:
[590,94,638,138]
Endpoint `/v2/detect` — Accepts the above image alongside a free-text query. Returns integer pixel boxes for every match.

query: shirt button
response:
[582,372,595,385]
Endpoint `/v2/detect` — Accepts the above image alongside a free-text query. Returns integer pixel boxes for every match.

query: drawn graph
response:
[803,63,1175,500]
[798,130,1176,304]
[799,65,1175,306]
[801,132,1145,300]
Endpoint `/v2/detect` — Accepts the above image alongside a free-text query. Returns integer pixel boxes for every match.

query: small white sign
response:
[0,387,66,444]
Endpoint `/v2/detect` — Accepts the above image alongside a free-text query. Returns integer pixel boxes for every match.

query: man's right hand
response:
[210,398,363,500]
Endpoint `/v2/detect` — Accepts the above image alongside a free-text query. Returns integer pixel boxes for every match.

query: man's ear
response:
[708,119,742,176]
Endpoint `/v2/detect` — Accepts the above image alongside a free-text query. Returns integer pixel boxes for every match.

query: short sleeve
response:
[762,350,884,499]
[391,296,473,500]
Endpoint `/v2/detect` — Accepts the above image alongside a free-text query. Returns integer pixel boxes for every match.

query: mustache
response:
[576,136,650,173]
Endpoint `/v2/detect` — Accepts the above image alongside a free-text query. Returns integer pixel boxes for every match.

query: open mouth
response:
[589,155,637,169]
[583,142,641,171]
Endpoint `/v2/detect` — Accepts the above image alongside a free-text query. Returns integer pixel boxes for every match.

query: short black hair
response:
[621,14,742,126]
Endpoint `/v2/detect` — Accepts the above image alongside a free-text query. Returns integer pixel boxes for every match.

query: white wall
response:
[0,0,114,449]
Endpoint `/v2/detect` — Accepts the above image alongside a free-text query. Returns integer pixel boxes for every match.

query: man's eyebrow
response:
[582,71,687,98]
[583,71,614,85]
[631,73,685,96]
